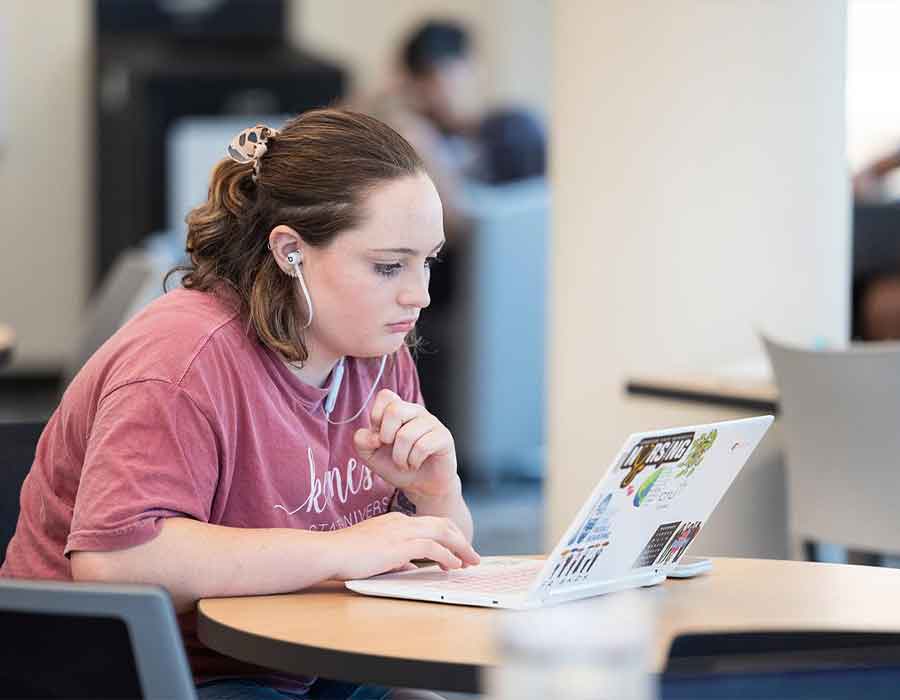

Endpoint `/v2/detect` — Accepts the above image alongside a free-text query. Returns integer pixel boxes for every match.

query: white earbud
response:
[285,251,313,329]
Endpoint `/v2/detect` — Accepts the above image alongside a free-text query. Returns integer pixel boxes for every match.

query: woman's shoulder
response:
[76,288,258,396]
[134,286,241,331]
[120,287,247,355]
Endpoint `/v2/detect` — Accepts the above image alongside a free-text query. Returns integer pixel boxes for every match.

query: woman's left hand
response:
[353,389,459,502]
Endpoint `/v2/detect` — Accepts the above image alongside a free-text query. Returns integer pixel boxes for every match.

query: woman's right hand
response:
[329,512,481,580]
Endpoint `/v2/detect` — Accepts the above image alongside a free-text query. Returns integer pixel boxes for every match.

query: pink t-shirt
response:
[0,287,423,684]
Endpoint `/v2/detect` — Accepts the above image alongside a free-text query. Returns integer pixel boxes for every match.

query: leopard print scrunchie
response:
[225,124,279,182]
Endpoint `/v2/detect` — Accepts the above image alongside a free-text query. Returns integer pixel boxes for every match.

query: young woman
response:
[1,109,480,700]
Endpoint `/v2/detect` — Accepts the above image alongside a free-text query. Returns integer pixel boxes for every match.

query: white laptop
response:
[346,415,773,609]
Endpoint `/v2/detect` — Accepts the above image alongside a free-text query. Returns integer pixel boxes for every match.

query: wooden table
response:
[626,372,778,414]
[197,557,900,693]
[0,324,13,368]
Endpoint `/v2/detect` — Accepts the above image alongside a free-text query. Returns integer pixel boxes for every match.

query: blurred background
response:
[1,0,899,563]
[0,0,551,556]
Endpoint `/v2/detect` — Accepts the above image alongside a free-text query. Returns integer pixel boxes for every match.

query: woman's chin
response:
[353,339,404,358]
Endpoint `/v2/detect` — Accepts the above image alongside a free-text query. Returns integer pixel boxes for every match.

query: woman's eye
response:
[374,262,403,277]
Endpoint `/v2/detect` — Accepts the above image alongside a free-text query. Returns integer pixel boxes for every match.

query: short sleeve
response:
[394,345,425,407]
[65,379,220,556]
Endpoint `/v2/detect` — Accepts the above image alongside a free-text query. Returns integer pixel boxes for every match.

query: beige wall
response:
[0,2,91,372]
[547,1,850,545]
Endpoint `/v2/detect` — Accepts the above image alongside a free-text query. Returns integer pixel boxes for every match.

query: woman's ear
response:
[268,225,304,274]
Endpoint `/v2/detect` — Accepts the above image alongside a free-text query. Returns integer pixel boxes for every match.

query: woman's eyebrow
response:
[368,241,446,256]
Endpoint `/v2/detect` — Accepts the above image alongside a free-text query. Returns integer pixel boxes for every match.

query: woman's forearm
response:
[70,517,339,613]
[403,476,475,543]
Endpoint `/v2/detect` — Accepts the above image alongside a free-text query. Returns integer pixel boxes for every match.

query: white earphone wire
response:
[292,261,314,329]
[325,354,388,425]
[285,255,387,425]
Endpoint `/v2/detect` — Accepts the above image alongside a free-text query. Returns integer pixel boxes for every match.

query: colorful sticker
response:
[656,521,703,565]
[674,429,718,479]
[632,429,721,511]
[633,521,681,569]
[619,432,694,489]
[542,541,611,589]
[645,466,679,509]
[568,492,613,546]
[633,467,665,507]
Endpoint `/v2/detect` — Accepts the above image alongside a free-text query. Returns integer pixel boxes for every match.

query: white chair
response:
[167,115,288,235]
[63,242,181,389]
[64,250,161,385]
[762,335,900,560]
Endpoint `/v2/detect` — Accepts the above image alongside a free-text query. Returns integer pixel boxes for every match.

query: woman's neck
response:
[283,344,342,388]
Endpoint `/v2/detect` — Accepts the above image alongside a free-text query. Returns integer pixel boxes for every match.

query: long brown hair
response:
[171,108,425,362]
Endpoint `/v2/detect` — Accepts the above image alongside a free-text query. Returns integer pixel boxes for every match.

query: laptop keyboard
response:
[401,559,544,594]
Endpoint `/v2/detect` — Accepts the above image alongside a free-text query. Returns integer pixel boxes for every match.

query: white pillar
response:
[547,1,849,543]
[0,2,90,371]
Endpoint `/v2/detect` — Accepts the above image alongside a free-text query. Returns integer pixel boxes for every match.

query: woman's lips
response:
[386,321,416,333]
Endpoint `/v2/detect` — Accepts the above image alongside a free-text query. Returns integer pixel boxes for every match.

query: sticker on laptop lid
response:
[618,433,694,490]
[632,521,681,569]
[567,492,613,546]
[675,429,717,479]
[542,541,611,590]
[656,520,703,565]
[634,429,720,511]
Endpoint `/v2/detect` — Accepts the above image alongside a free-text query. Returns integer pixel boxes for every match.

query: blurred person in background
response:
[356,19,547,236]
[853,143,900,202]
[476,107,547,185]
[358,19,482,236]
[345,20,549,464]
[0,109,478,700]
[399,19,547,188]
[852,145,900,340]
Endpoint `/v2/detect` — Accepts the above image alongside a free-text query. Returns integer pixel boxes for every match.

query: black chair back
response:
[664,631,900,699]
[666,630,900,674]
[0,421,46,565]
[0,578,197,699]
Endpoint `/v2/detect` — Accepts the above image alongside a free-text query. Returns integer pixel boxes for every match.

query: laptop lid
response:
[527,415,774,603]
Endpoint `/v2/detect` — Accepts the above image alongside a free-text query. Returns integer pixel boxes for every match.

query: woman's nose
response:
[399,272,431,309]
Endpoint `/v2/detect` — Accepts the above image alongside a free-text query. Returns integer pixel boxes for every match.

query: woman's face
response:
[300,172,445,360]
